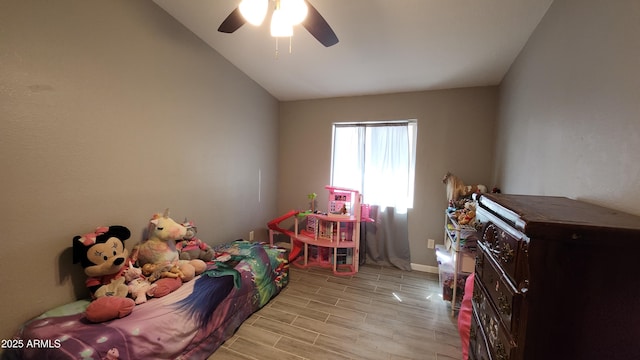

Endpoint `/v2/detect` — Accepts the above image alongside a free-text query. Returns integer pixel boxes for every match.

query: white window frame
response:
[330,120,417,211]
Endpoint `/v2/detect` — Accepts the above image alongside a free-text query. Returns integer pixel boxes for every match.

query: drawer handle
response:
[500,243,514,263]
[473,290,482,304]
[495,342,508,360]
[498,293,511,315]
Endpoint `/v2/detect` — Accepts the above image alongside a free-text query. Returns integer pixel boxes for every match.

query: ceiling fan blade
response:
[302,1,339,47]
[218,7,246,33]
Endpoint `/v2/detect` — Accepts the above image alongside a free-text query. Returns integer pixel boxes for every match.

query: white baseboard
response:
[410,263,439,274]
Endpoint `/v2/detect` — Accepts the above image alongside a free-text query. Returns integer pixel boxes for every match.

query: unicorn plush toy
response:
[131,209,206,282]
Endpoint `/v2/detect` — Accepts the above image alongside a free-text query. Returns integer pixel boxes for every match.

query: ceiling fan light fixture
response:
[218,0,338,47]
[280,0,308,25]
[239,0,268,26]
[270,8,293,37]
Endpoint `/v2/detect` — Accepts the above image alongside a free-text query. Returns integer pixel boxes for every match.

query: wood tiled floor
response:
[208,264,462,360]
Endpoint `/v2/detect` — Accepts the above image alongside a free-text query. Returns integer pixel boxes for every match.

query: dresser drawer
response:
[469,308,491,360]
[473,277,517,360]
[475,243,524,343]
[476,207,529,293]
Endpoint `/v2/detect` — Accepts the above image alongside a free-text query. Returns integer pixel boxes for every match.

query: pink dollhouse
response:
[268,185,372,275]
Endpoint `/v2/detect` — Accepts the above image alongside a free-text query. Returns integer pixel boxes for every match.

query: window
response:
[330,120,417,213]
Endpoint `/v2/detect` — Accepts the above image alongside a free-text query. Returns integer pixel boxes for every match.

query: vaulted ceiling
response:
[153,0,553,101]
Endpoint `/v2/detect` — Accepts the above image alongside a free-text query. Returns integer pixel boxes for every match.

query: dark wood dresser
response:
[469,193,640,360]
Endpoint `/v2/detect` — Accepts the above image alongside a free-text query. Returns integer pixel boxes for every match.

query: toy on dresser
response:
[176,219,215,262]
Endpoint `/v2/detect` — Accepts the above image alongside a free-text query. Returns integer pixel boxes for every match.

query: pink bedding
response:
[2,241,288,360]
[458,272,475,360]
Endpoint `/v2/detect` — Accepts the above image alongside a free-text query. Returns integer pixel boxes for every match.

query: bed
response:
[2,240,288,360]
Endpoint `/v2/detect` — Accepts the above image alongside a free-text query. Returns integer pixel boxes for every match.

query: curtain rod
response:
[333,120,416,127]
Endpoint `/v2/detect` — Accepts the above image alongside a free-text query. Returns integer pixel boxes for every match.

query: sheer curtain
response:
[331,122,416,270]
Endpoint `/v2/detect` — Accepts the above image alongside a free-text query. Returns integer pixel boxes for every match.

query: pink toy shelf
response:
[268,185,372,276]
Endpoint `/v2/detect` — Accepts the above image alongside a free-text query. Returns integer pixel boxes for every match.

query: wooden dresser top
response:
[479,193,640,235]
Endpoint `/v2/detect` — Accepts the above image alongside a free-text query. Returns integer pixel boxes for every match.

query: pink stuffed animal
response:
[123,261,156,304]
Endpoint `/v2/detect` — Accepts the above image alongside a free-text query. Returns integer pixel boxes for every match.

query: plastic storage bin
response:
[436,244,469,303]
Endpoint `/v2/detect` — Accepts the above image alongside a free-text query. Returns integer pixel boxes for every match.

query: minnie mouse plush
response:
[73,225,180,322]
[73,226,135,322]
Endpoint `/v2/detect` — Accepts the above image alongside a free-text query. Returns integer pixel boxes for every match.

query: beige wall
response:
[0,1,278,339]
[495,0,640,216]
[278,88,498,268]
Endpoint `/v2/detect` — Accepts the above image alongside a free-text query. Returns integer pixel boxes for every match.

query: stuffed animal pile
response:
[72,209,211,323]
[453,201,477,225]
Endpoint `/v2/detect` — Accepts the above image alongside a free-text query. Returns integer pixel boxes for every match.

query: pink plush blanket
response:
[457,272,475,360]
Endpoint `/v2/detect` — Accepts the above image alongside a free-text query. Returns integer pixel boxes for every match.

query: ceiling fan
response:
[218,0,339,47]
